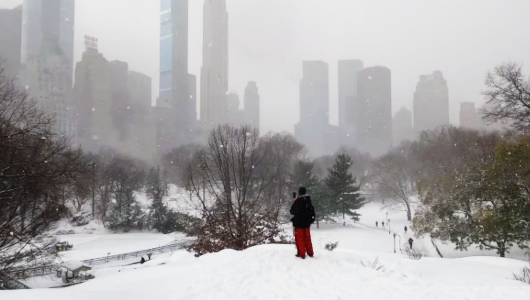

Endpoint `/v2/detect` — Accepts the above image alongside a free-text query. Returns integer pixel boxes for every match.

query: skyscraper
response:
[188,73,197,121]
[295,61,334,157]
[74,48,155,161]
[226,92,245,126]
[21,0,75,72]
[159,0,189,113]
[128,71,156,161]
[21,0,75,138]
[200,0,229,127]
[356,66,392,157]
[300,61,329,125]
[459,102,481,130]
[74,48,116,153]
[393,107,414,146]
[338,59,364,129]
[244,81,260,131]
[413,71,449,133]
[0,5,22,80]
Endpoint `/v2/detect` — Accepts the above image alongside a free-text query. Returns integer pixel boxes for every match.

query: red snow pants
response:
[294,227,314,258]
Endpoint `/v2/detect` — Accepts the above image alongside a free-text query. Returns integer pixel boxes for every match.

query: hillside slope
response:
[2,241,528,300]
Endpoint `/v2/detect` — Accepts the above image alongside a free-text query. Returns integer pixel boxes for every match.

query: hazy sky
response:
[2,0,530,134]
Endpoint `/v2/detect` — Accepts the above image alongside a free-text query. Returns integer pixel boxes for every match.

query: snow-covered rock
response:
[71,212,93,227]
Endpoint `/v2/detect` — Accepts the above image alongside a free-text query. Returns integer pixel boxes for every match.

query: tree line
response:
[369,62,530,257]
[0,65,198,278]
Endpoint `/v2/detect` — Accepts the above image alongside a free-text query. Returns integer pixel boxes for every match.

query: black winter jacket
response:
[290,195,316,228]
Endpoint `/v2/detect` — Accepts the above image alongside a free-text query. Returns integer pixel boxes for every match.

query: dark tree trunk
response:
[499,248,505,257]
[431,239,443,258]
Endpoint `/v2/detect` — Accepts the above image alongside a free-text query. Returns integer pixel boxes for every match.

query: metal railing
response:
[9,265,57,279]
[81,240,191,266]
[7,240,192,280]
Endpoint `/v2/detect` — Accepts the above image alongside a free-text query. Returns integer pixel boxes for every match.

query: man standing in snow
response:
[290,187,316,259]
[376,221,378,228]
[408,238,414,249]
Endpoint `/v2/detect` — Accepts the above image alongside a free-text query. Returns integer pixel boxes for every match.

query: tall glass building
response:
[159,0,188,111]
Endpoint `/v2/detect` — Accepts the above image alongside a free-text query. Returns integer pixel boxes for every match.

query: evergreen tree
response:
[291,160,331,228]
[146,167,170,232]
[324,154,365,225]
[108,190,145,232]
[106,157,145,231]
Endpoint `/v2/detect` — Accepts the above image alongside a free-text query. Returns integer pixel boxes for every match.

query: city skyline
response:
[1,0,530,135]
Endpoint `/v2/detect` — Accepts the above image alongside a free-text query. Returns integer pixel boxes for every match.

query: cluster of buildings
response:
[295,61,489,157]
[0,1,500,161]
[294,60,395,157]
[0,0,260,162]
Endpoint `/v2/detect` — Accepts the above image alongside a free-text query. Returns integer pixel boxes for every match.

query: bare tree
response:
[258,132,303,217]
[372,143,418,221]
[69,152,94,213]
[482,62,530,131]
[0,65,85,279]
[186,125,290,255]
[162,144,202,187]
[412,126,503,180]
[90,151,116,222]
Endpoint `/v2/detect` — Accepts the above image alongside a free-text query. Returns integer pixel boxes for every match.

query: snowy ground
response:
[56,232,181,262]
[4,236,529,299]
[3,199,529,299]
[353,201,529,260]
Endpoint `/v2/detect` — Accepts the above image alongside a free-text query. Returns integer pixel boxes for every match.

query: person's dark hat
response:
[298,187,307,196]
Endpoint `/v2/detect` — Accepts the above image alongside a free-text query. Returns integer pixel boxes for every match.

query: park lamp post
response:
[393,233,397,253]
[385,212,388,232]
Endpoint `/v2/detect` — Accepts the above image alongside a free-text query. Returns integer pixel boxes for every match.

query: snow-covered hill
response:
[4,197,529,299]
[3,233,529,300]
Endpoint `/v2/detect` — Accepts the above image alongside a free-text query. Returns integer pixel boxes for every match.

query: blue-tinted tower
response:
[159,0,190,118]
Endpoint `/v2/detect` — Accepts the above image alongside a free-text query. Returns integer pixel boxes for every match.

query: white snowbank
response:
[3,243,528,300]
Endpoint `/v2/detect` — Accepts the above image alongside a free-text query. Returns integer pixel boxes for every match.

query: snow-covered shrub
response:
[513,261,530,285]
[360,256,385,271]
[71,212,92,226]
[108,199,146,232]
[188,215,286,256]
[404,247,423,260]
[325,241,339,251]
[55,230,76,235]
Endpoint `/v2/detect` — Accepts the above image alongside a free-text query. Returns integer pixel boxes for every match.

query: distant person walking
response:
[375,221,378,228]
[382,221,385,228]
[408,238,414,249]
[290,187,316,259]
[404,226,408,234]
